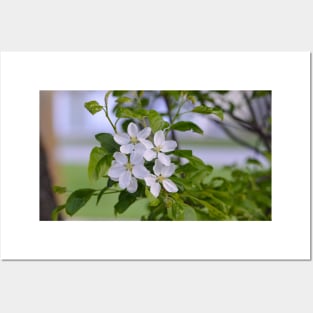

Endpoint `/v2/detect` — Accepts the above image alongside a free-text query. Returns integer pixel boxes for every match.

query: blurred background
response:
[40,90,271,220]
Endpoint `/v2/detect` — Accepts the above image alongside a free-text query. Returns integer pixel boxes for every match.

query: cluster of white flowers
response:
[108,122,178,198]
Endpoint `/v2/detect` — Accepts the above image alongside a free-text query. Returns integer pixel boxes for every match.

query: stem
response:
[172,97,186,123]
[163,94,180,149]
[104,91,117,133]
[96,190,121,195]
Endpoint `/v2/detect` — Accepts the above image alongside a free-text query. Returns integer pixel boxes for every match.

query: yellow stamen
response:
[154,146,161,153]
[130,136,138,144]
[156,175,165,183]
[125,162,133,171]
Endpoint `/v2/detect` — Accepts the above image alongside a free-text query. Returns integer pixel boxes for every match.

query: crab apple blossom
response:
[145,159,178,198]
[143,130,177,166]
[113,122,151,155]
[108,152,149,193]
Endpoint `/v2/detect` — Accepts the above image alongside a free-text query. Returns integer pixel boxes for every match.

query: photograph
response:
[40,90,272,221]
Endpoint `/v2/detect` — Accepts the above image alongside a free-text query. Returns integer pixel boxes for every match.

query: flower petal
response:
[162,179,178,193]
[154,130,165,146]
[144,149,156,161]
[133,164,149,179]
[127,122,138,137]
[108,164,125,178]
[137,127,151,139]
[127,177,138,193]
[119,170,132,189]
[114,133,130,145]
[120,144,134,154]
[145,174,157,186]
[150,182,161,198]
[113,152,128,164]
[161,163,176,177]
[134,143,146,154]
[161,140,177,152]
[158,153,171,166]
[140,139,154,149]
[153,159,163,176]
[130,152,144,165]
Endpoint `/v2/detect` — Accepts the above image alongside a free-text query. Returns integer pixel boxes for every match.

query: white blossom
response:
[145,159,178,198]
[113,122,151,154]
[108,152,149,193]
[143,130,177,166]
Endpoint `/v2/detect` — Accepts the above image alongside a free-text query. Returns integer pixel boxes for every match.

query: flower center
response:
[156,175,165,183]
[125,162,133,171]
[153,145,162,153]
[130,136,138,144]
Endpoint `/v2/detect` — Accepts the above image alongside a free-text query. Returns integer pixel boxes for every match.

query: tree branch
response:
[212,119,263,154]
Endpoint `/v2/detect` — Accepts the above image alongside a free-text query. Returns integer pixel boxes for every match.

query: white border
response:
[0,52,310,260]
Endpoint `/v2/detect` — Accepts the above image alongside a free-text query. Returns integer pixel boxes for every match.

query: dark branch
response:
[212,119,263,155]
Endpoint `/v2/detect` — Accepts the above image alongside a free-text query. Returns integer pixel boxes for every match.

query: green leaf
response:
[190,165,213,185]
[53,185,67,194]
[51,204,65,221]
[115,107,147,119]
[192,106,224,120]
[112,91,128,97]
[252,90,271,98]
[121,119,133,132]
[167,200,184,220]
[188,195,226,220]
[172,149,193,158]
[210,177,229,189]
[171,121,203,134]
[140,97,149,107]
[96,187,108,205]
[107,178,116,188]
[114,190,137,215]
[88,147,106,182]
[187,95,197,104]
[173,150,205,168]
[95,154,113,178]
[65,189,95,216]
[182,203,197,221]
[148,110,169,133]
[95,133,119,153]
[246,158,263,167]
[163,91,181,101]
[240,199,266,220]
[116,97,133,104]
[84,101,103,115]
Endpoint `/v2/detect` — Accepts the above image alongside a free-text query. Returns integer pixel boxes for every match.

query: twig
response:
[163,94,180,150]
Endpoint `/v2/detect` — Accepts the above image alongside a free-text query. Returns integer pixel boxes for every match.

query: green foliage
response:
[53,185,67,194]
[53,90,271,222]
[51,204,65,221]
[115,107,146,119]
[114,190,138,215]
[96,155,112,178]
[65,189,96,216]
[192,106,224,120]
[171,121,203,134]
[148,110,169,132]
[84,101,103,115]
[252,90,271,98]
[88,147,106,182]
[114,183,145,215]
[95,133,119,153]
